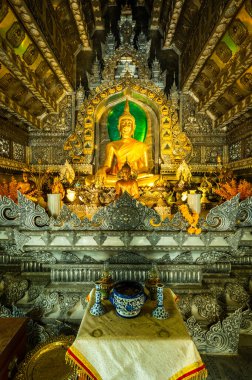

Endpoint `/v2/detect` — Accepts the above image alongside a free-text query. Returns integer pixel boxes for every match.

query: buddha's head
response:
[22,173,29,182]
[118,99,135,138]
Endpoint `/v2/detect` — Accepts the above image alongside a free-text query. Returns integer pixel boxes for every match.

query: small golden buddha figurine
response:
[0,179,9,197]
[9,176,18,202]
[96,99,157,187]
[51,176,65,203]
[115,161,139,199]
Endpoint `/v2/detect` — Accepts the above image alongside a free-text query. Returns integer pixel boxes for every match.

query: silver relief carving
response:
[173,251,194,264]
[60,251,81,263]
[18,192,51,229]
[196,250,234,264]
[146,232,161,246]
[13,229,31,252]
[205,194,240,231]
[26,250,57,264]
[58,293,80,317]
[237,196,252,226]
[92,192,161,230]
[224,229,242,250]
[186,309,242,354]
[34,291,59,317]
[4,276,29,305]
[0,196,19,225]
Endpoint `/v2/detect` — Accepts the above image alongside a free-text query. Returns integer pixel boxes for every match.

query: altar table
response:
[66,288,207,380]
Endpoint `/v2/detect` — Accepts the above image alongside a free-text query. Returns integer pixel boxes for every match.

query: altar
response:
[66,288,207,380]
[0,2,252,360]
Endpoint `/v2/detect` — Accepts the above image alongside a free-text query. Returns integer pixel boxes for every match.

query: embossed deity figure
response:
[9,176,18,202]
[16,172,36,199]
[115,161,139,199]
[96,99,154,186]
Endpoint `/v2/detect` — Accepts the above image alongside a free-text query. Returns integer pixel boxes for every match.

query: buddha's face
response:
[119,119,134,137]
[23,173,29,182]
[121,167,131,180]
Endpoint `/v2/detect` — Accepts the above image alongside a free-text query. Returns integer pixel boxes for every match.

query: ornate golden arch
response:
[64,78,192,175]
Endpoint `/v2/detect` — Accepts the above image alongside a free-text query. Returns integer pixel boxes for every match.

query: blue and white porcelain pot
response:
[109,280,146,318]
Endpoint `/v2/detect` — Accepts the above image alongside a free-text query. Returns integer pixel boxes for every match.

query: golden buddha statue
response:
[16,172,37,201]
[115,161,139,199]
[96,99,157,187]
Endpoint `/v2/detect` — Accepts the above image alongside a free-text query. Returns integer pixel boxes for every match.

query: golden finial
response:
[118,98,135,128]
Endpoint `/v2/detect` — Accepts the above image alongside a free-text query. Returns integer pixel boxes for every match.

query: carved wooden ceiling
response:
[0,0,251,134]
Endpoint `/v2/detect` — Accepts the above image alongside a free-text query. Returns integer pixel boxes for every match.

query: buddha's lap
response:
[90,173,159,187]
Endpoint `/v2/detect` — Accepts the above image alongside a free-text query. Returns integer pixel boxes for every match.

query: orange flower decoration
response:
[215,179,252,201]
[179,204,201,235]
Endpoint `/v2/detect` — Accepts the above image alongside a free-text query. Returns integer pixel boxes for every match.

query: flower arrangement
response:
[179,204,201,235]
[214,178,252,201]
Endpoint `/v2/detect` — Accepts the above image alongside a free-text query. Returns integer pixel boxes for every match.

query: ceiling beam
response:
[216,93,252,128]
[69,0,92,50]
[0,157,27,171]
[0,90,41,129]
[225,157,252,171]
[198,41,252,113]
[9,0,73,92]
[181,0,244,92]
[163,0,185,49]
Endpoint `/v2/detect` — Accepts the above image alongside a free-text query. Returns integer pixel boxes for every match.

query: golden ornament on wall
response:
[92,96,100,105]
[86,105,94,115]
[35,61,50,78]
[147,91,155,98]
[23,44,39,66]
[215,41,232,63]
[240,72,252,92]
[6,21,25,48]
[156,97,163,104]
[228,19,248,46]
[162,129,172,140]
[204,59,220,77]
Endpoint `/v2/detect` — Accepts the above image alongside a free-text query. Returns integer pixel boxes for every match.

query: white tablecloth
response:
[66,288,207,380]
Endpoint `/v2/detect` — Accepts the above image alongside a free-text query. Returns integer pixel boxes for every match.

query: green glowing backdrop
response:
[107,100,147,142]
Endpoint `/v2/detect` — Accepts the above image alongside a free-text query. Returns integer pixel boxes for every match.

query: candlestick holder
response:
[90,281,106,316]
[152,283,169,320]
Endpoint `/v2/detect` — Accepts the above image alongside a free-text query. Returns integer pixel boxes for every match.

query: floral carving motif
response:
[186,309,242,354]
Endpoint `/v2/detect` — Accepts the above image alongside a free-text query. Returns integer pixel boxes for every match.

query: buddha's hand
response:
[95,167,107,185]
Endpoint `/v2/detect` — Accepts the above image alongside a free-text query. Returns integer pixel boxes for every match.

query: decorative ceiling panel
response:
[8,0,73,92]
[181,0,244,91]
[191,1,252,126]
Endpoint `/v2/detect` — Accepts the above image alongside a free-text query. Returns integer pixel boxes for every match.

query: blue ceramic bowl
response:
[109,280,146,318]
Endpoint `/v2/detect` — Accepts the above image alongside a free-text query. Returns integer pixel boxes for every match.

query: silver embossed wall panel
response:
[243,135,252,159]
[229,141,242,161]
[13,142,25,161]
[0,137,10,158]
